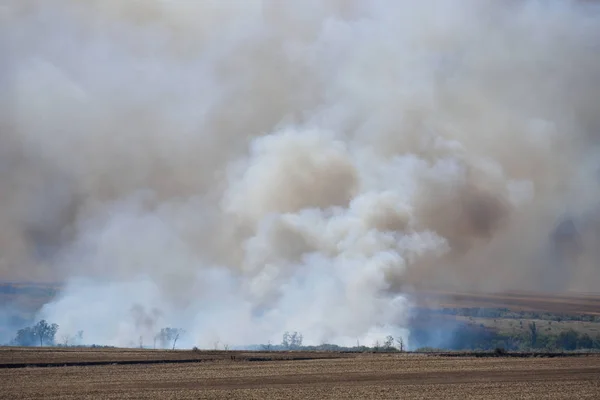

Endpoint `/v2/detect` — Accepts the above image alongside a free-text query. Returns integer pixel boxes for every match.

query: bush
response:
[556,330,578,350]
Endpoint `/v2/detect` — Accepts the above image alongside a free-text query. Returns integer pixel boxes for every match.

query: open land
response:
[0,349,599,399]
[2,285,600,397]
[411,290,600,340]
[417,290,600,315]
[0,347,351,367]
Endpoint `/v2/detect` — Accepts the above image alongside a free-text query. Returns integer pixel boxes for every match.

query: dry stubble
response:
[1,352,599,399]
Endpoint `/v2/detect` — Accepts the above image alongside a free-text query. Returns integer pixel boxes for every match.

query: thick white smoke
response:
[2,0,600,348]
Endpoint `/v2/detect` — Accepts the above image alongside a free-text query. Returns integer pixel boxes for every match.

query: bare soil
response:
[0,351,598,399]
[0,347,350,366]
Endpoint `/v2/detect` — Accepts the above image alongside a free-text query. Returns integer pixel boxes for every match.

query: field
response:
[410,290,600,347]
[0,347,350,366]
[0,349,599,399]
[4,284,600,350]
[414,290,600,315]
[455,315,600,337]
[2,286,600,398]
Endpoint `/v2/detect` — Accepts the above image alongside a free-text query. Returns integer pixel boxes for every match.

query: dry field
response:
[2,288,600,398]
[455,315,600,337]
[417,290,600,315]
[0,349,599,399]
[0,347,349,366]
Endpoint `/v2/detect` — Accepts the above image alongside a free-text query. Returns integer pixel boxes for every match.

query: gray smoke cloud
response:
[1,0,600,348]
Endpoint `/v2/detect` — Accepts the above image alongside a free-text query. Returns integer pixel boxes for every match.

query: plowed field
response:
[0,350,598,399]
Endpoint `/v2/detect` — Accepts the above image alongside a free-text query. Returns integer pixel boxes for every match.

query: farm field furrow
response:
[0,348,349,365]
[0,352,598,399]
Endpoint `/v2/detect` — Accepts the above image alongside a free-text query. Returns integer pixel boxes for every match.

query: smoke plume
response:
[2,0,600,348]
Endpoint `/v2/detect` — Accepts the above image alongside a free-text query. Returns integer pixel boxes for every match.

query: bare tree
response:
[282,332,290,349]
[156,327,184,350]
[61,334,70,347]
[373,340,381,352]
[283,331,303,349]
[295,333,303,348]
[396,337,404,352]
[383,335,394,350]
[172,329,182,350]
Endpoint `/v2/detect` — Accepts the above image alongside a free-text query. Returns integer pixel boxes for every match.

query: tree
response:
[282,331,303,349]
[282,332,290,349]
[396,337,404,352]
[32,320,58,346]
[172,329,182,350]
[556,329,578,350]
[373,340,381,352]
[290,332,303,348]
[156,327,184,350]
[529,322,538,348]
[383,335,394,350]
[14,327,36,346]
[577,333,593,349]
[75,331,84,345]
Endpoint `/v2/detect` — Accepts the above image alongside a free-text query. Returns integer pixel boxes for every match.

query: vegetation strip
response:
[1,350,595,369]
[0,355,343,369]
[418,351,596,358]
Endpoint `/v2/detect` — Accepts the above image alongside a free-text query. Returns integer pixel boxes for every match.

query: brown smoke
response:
[1,0,600,346]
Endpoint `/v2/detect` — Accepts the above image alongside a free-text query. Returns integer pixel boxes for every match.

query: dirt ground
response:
[0,348,350,366]
[1,351,599,399]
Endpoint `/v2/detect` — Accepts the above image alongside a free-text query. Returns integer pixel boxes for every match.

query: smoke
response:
[2,0,600,348]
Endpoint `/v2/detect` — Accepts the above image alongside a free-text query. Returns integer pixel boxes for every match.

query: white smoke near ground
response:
[1,0,600,348]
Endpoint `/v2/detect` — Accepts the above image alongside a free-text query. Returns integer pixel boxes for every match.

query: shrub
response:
[494,347,507,356]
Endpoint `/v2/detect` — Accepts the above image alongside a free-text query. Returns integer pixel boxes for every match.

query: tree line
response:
[257,332,405,352]
[410,321,600,352]
[9,322,600,352]
[9,321,184,349]
[13,320,59,346]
